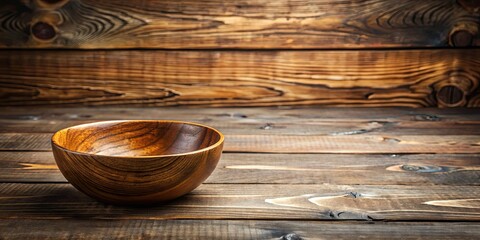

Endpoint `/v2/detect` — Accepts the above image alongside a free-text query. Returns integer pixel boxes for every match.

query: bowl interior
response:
[52,121,222,157]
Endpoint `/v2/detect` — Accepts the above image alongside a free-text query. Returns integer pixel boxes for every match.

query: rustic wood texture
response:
[1,108,479,185]
[1,0,479,49]
[51,120,224,204]
[2,107,480,135]
[4,118,480,135]
[1,183,480,221]
[225,134,480,153]
[2,107,480,122]
[2,220,480,240]
[2,151,480,186]
[1,50,480,107]
[4,132,480,153]
[1,108,480,154]
[0,107,479,238]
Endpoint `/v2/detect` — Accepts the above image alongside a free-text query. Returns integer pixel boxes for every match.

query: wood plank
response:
[2,107,480,121]
[227,134,480,153]
[2,151,480,186]
[1,219,480,240]
[2,107,480,136]
[2,118,480,135]
[1,50,480,107]
[1,183,480,221]
[2,132,479,153]
[0,0,477,49]
[0,108,480,135]
[2,108,480,136]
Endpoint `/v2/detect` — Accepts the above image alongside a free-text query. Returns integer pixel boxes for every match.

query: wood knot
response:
[437,85,464,106]
[448,22,478,47]
[327,210,373,221]
[412,114,441,121]
[382,137,400,143]
[232,113,248,118]
[260,123,274,130]
[347,192,362,198]
[281,233,303,240]
[31,21,56,40]
[401,165,449,173]
[450,30,474,47]
[434,74,475,107]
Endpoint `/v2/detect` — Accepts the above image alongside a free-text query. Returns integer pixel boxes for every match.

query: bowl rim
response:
[51,120,224,159]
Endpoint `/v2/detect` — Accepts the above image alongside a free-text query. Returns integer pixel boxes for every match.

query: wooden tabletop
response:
[1,107,479,239]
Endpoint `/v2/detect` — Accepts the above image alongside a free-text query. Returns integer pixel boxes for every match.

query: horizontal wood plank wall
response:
[0,0,479,49]
[1,0,480,108]
[1,49,479,107]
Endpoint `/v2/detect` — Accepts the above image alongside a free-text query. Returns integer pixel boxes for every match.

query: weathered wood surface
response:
[2,151,480,186]
[2,132,479,153]
[1,108,480,153]
[2,107,480,135]
[2,107,480,122]
[2,220,480,240]
[1,50,480,108]
[4,118,480,135]
[1,0,479,49]
[0,107,479,238]
[2,107,480,137]
[1,183,480,221]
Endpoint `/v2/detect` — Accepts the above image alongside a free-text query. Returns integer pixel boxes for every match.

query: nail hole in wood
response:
[31,22,56,40]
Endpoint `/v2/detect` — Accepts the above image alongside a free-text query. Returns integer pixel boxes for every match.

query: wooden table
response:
[1,107,479,239]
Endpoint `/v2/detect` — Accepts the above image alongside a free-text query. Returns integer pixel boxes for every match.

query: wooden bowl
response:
[51,120,224,205]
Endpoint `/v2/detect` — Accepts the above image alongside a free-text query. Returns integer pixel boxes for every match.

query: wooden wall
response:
[1,0,480,107]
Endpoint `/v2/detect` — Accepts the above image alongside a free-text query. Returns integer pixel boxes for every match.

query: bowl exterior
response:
[52,141,223,205]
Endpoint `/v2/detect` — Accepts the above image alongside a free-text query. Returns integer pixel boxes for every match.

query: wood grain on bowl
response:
[51,120,224,205]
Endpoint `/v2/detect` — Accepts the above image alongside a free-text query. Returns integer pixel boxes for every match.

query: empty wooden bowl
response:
[51,120,224,205]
